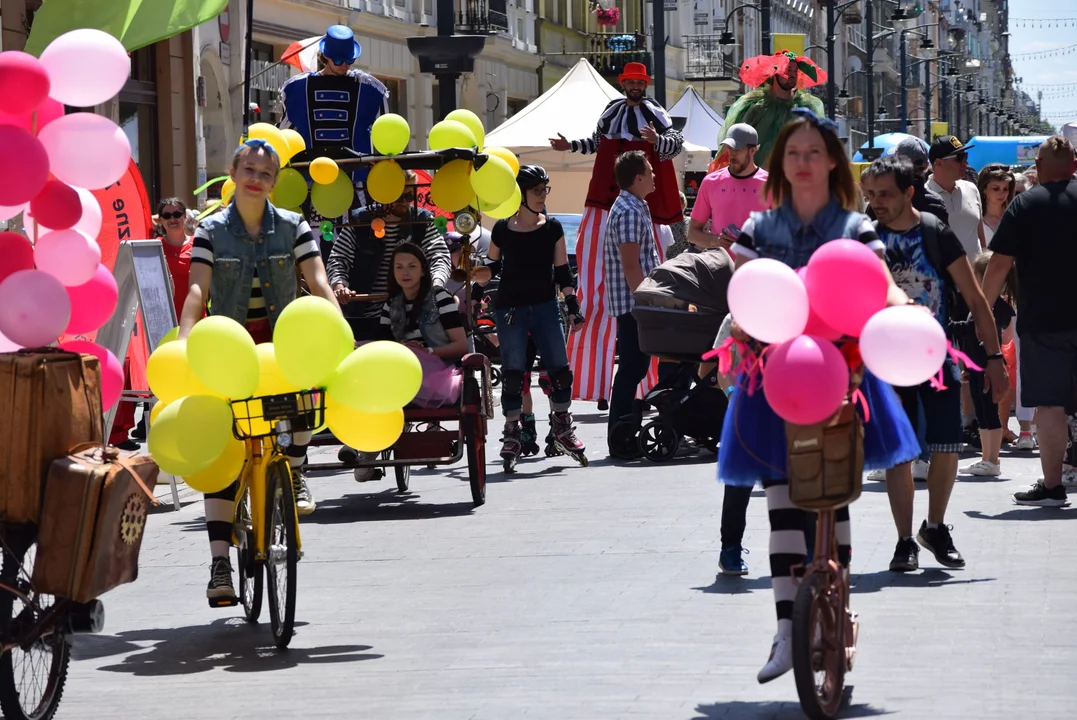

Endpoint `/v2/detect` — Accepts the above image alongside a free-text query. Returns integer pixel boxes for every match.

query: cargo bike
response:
[290,148,496,507]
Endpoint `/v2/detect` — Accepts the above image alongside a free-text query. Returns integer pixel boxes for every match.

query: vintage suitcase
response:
[785,400,865,511]
[32,444,159,603]
[0,350,104,524]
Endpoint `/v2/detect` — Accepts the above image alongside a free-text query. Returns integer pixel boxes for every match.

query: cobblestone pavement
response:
[60,401,1077,720]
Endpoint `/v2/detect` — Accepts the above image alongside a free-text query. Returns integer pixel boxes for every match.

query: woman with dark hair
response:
[380,243,468,406]
[721,110,920,683]
[155,197,195,317]
[977,164,1016,244]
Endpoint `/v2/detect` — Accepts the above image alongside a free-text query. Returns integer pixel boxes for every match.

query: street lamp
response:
[822,0,865,120]
[899,23,939,134]
[717,30,737,55]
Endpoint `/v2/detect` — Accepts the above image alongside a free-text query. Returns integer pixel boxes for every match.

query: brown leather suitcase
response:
[785,400,865,511]
[0,351,104,524]
[32,444,159,603]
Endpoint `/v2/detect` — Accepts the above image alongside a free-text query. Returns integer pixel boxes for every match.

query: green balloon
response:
[273,168,308,209]
[319,220,334,234]
[433,216,449,232]
[311,173,355,218]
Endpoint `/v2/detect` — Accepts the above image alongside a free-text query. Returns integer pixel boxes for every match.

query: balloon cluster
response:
[145,297,423,491]
[0,30,135,409]
[424,109,522,220]
[728,240,947,425]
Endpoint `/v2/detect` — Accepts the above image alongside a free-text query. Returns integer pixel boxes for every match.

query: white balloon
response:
[727,258,809,345]
[24,187,102,240]
[38,113,131,191]
[0,327,21,353]
[859,306,947,387]
[39,29,130,107]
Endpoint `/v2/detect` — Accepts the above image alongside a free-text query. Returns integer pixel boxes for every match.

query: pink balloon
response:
[0,125,50,206]
[796,268,842,341]
[0,52,51,115]
[59,340,122,408]
[37,113,130,191]
[0,202,27,222]
[0,231,34,285]
[65,264,119,335]
[728,258,809,344]
[27,186,102,238]
[0,97,65,133]
[859,306,947,387]
[30,179,82,230]
[804,239,888,338]
[34,228,101,286]
[0,269,71,348]
[763,334,851,425]
[39,29,130,107]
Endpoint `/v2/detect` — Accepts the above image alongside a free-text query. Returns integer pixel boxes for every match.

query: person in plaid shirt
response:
[603,150,660,451]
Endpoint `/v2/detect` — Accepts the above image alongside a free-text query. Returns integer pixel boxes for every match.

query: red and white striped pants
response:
[566,206,662,402]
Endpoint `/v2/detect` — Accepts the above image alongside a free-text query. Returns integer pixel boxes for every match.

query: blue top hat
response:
[320,25,361,65]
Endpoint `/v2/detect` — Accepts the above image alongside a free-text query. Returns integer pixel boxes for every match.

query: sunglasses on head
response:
[159,211,185,220]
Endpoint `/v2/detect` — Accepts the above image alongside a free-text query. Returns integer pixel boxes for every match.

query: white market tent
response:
[484,59,623,213]
[668,86,725,151]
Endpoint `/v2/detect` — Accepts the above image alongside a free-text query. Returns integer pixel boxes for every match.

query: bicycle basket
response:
[785,400,864,511]
[231,389,326,440]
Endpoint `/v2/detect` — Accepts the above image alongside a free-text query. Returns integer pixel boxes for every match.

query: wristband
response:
[564,294,580,316]
[986,352,1004,361]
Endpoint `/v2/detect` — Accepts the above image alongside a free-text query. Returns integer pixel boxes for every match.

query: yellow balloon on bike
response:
[428,120,477,151]
[255,343,300,397]
[327,340,422,414]
[147,340,217,404]
[309,156,340,185]
[184,436,246,494]
[187,316,260,399]
[247,123,289,160]
[371,113,411,156]
[366,160,406,205]
[470,154,515,206]
[310,171,354,218]
[430,160,474,212]
[484,146,519,176]
[273,296,353,389]
[444,109,485,150]
[281,128,307,163]
[164,395,233,468]
[326,398,404,452]
[480,183,521,220]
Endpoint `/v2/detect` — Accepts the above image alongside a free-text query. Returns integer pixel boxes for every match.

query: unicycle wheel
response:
[792,573,846,719]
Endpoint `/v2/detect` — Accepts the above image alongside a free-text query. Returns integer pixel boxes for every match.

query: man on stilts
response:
[548,61,684,406]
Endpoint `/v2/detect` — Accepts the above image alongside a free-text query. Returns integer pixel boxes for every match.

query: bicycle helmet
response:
[516,164,550,190]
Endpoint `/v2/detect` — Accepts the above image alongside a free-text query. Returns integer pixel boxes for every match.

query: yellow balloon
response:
[430,159,475,212]
[158,327,180,346]
[445,109,485,150]
[271,167,309,209]
[148,395,231,477]
[281,128,307,163]
[484,146,519,176]
[481,183,521,220]
[147,340,215,404]
[149,401,168,425]
[371,113,411,156]
[149,416,208,477]
[187,316,259,399]
[247,123,289,160]
[366,160,406,204]
[254,343,300,397]
[234,398,273,438]
[470,154,515,206]
[184,436,247,494]
[428,120,477,151]
[221,178,235,204]
[326,398,404,453]
[272,296,353,389]
[327,340,422,414]
[310,172,355,218]
[310,156,340,185]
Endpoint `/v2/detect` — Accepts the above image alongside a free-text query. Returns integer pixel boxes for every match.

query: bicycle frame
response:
[234,438,303,564]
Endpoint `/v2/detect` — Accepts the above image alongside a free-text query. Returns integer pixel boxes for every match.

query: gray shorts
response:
[1019,329,1077,409]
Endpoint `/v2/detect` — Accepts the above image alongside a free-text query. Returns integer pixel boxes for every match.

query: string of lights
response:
[1009,42,1077,60]
[1010,18,1077,29]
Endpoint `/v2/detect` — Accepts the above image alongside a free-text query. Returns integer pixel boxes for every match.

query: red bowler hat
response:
[618,61,652,84]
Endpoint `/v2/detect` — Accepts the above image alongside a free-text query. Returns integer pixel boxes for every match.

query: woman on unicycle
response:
[718,111,920,707]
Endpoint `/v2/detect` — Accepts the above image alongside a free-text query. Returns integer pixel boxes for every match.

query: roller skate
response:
[500,420,522,473]
[520,413,541,457]
[543,426,563,457]
[548,411,588,466]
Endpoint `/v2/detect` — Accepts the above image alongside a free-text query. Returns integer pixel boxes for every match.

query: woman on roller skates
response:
[486,165,587,472]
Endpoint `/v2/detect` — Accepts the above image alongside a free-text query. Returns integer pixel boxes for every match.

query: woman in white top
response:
[977,164,1015,243]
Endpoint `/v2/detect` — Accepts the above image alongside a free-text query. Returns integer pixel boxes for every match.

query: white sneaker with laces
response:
[757,632,793,684]
[913,459,930,481]
[961,460,1001,477]
[1016,433,1037,451]
[866,468,885,482]
[1062,467,1077,490]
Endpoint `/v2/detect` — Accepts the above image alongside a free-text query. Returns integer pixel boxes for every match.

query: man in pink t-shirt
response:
[689,123,769,254]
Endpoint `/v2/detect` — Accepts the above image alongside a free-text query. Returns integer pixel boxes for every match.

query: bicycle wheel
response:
[264,459,298,649]
[235,488,263,623]
[0,534,70,720]
[792,573,846,720]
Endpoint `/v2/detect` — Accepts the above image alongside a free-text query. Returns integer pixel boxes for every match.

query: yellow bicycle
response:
[221,390,324,649]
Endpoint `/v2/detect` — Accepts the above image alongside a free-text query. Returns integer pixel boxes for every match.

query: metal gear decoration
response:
[120,494,148,546]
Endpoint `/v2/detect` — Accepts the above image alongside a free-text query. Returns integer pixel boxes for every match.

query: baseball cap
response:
[720,123,759,150]
[886,137,930,165]
[929,135,975,163]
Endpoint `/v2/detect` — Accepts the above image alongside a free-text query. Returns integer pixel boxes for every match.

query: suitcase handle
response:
[66,442,160,505]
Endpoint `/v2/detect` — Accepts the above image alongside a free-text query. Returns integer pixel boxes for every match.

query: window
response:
[432,81,440,123]
[507,97,527,117]
[375,76,407,116]
[119,47,160,202]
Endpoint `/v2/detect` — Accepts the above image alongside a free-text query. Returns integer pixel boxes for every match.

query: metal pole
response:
[826,0,836,119]
[955,83,961,139]
[436,0,457,118]
[900,30,908,133]
[866,0,875,150]
[242,0,255,133]
[761,0,771,55]
[924,58,933,141]
[653,0,667,106]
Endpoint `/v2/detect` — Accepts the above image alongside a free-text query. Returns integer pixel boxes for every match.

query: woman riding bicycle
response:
[486,165,586,471]
[718,110,920,683]
[178,138,342,605]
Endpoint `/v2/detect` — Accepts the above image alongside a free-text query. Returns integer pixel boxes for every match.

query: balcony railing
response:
[457,0,509,35]
[683,35,734,81]
[587,32,650,80]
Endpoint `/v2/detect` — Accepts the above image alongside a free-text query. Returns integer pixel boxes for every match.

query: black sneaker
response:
[916,521,965,568]
[114,439,140,451]
[889,538,920,572]
[963,422,982,450]
[293,472,315,516]
[1013,481,1069,508]
[338,447,359,467]
[206,556,236,603]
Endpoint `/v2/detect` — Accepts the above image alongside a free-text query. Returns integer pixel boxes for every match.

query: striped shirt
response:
[327,220,452,319]
[569,98,684,162]
[603,189,658,317]
[191,217,319,321]
[379,287,463,345]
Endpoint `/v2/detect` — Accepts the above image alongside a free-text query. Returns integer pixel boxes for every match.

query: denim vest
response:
[347,206,434,296]
[200,202,301,327]
[747,198,869,268]
[388,290,451,348]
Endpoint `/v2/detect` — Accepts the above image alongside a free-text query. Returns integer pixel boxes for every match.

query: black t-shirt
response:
[990,179,1077,335]
[490,217,565,309]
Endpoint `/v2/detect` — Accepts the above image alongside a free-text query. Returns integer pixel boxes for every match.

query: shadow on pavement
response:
[693,575,772,595]
[299,489,476,523]
[851,568,995,594]
[72,618,382,675]
[692,689,891,718]
[965,507,1076,521]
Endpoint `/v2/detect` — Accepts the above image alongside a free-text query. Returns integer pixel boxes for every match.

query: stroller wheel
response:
[609,420,642,460]
[490,367,502,387]
[639,419,680,463]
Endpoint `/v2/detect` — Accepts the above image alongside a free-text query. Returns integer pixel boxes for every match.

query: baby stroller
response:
[609,250,732,462]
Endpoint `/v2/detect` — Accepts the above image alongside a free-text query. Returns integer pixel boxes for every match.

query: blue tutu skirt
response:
[717,371,919,487]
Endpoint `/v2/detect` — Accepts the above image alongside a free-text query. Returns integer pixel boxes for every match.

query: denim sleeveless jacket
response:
[388,290,450,348]
[747,198,868,268]
[200,202,301,327]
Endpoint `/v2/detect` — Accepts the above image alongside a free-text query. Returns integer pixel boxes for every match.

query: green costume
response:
[719,89,826,168]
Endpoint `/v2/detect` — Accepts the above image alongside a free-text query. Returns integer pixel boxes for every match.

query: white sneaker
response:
[961,460,1002,477]
[913,459,930,481]
[1016,433,1037,451]
[352,452,380,482]
[866,468,885,482]
[757,632,793,684]
[1062,468,1077,490]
